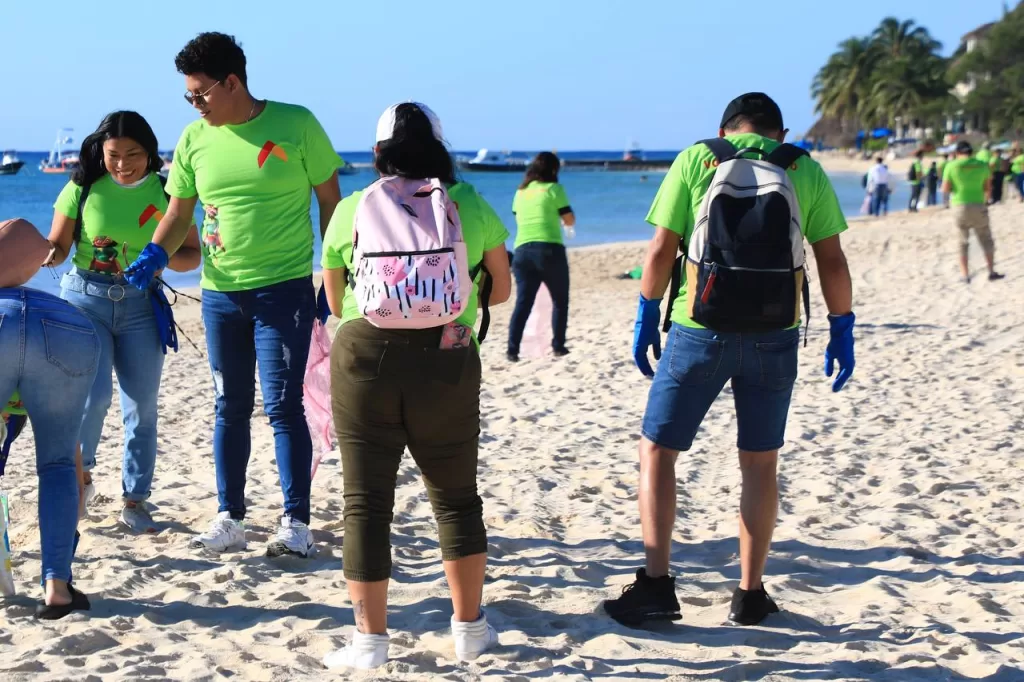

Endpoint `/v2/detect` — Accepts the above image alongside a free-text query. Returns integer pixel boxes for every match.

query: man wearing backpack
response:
[605,93,855,627]
[908,150,925,212]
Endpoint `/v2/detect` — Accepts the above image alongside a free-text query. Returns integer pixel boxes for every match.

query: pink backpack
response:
[352,177,471,328]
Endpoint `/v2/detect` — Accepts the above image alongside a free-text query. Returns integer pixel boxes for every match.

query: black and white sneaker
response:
[603,569,681,626]
[728,584,780,625]
[266,516,315,558]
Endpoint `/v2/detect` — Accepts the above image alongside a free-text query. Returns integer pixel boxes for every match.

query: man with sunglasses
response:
[125,32,343,558]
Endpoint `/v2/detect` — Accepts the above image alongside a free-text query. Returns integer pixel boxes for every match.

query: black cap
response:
[720,92,784,130]
[956,140,973,154]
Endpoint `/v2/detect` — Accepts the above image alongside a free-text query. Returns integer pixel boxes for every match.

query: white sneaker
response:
[323,631,390,670]
[189,511,247,552]
[452,611,498,661]
[266,515,315,558]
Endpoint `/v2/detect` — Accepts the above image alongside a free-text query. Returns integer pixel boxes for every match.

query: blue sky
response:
[0,0,1007,152]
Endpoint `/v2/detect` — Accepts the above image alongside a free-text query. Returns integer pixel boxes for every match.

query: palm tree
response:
[811,37,877,131]
[872,17,942,58]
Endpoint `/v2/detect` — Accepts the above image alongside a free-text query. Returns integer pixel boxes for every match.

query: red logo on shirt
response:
[258,141,288,168]
[138,204,164,227]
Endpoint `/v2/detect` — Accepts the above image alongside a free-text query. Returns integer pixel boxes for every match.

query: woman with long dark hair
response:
[506,151,576,361]
[319,102,512,670]
[45,111,201,532]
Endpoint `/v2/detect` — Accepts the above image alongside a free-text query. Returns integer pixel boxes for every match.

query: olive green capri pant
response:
[955,204,995,259]
[330,319,486,582]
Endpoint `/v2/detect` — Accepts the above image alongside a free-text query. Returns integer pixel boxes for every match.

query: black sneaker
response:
[553,347,570,357]
[506,352,520,363]
[989,271,1005,281]
[728,584,780,626]
[603,569,681,627]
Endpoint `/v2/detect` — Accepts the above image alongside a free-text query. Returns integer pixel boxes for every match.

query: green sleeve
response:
[321,195,358,270]
[803,165,848,244]
[512,189,520,214]
[302,110,343,187]
[165,128,198,199]
[645,152,692,237]
[53,180,82,220]
[478,193,511,251]
[553,183,571,210]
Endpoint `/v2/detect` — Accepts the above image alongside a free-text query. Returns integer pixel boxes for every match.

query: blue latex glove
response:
[149,287,179,355]
[125,243,169,291]
[825,312,856,392]
[633,295,663,377]
[315,285,330,325]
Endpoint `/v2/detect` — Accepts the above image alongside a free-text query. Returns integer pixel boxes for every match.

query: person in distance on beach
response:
[506,152,576,362]
[610,93,855,627]
[319,102,511,669]
[45,111,202,533]
[942,140,1004,284]
[124,32,343,558]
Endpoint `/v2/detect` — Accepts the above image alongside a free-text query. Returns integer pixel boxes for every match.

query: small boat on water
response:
[338,160,359,176]
[0,151,25,176]
[40,129,79,174]
[457,149,529,173]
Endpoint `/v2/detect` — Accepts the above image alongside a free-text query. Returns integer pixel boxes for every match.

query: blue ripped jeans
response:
[201,276,315,524]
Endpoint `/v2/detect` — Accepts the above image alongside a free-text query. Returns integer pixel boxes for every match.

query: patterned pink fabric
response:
[304,321,335,478]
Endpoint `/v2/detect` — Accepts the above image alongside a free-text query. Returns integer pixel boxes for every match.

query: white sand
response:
[2,202,1023,680]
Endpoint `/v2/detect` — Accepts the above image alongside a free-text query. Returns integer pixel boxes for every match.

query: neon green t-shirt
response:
[512,182,572,248]
[1011,154,1024,175]
[54,174,170,276]
[911,160,924,186]
[321,181,509,334]
[166,101,342,292]
[646,133,848,329]
[975,149,993,166]
[944,157,991,206]
[4,392,25,416]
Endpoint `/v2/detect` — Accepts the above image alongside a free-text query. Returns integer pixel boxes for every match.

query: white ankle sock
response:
[451,612,498,661]
[323,630,390,670]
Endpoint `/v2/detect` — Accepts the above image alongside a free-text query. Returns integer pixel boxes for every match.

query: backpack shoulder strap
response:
[765,143,809,172]
[700,138,738,164]
[72,182,93,246]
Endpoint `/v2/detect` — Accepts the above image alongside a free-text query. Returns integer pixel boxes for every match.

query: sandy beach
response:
[1,201,1023,680]
[814,151,918,176]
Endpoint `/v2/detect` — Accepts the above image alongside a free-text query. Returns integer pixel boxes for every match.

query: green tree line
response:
[812,5,1024,141]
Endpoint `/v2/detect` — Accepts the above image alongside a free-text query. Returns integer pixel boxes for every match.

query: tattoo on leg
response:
[354,599,366,632]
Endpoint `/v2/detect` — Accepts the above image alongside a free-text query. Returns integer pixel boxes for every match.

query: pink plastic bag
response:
[304,321,336,478]
[521,284,553,359]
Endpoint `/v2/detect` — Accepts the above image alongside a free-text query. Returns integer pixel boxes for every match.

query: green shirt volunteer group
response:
[942,157,991,206]
[646,133,848,329]
[166,101,342,291]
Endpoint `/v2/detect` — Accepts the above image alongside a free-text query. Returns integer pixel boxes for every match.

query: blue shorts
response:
[642,324,799,452]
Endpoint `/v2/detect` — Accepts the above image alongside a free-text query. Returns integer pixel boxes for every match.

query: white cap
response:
[375,102,444,144]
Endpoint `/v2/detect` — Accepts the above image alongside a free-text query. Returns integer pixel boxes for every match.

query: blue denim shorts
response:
[641,324,799,452]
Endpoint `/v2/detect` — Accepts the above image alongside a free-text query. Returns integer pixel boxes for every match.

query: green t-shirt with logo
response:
[321,181,509,334]
[512,181,571,248]
[4,392,25,416]
[646,133,848,329]
[166,101,342,292]
[54,174,170,276]
[944,157,991,206]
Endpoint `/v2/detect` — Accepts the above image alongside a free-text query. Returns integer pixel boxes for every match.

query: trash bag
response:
[304,320,336,479]
[522,284,553,359]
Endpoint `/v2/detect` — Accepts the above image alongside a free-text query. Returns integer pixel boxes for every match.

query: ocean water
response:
[1,151,910,294]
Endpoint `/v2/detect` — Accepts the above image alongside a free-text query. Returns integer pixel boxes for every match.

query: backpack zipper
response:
[360,247,454,257]
[700,264,718,303]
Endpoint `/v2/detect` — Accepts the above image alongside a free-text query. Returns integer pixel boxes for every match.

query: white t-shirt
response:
[867,163,890,192]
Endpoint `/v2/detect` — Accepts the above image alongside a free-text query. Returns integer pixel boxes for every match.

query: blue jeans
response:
[201,276,315,524]
[870,186,890,216]
[642,324,799,453]
[508,242,571,355]
[0,288,99,582]
[60,270,165,501]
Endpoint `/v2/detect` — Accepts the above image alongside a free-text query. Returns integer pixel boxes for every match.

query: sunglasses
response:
[184,81,221,106]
